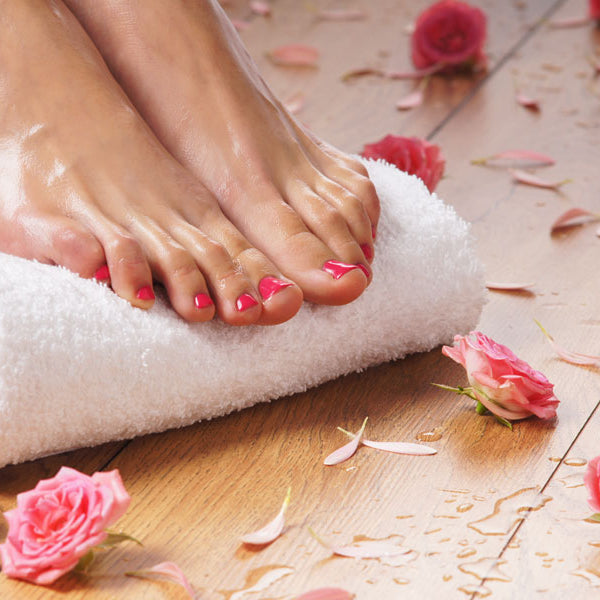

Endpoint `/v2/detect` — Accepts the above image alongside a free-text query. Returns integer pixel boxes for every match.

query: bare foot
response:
[65,0,380,305]
[0,0,304,325]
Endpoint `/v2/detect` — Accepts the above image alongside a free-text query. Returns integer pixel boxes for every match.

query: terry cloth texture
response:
[0,159,486,467]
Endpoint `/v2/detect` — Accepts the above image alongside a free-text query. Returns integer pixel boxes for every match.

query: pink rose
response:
[442,331,560,421]
[584,456,600,514]
[412,0,487,72]
[0,467,130,585]
[590,0,600,20]
[361,135,445,192]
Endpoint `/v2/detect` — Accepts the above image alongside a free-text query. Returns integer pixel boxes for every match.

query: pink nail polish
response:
[236,293,258,311]
[136,286,155,301]
[322,260,361,280]
[94,264,110,281]
[358,263,370,278]
[194,293,214,309]
[259,276,293,300]
[360,244,373,261]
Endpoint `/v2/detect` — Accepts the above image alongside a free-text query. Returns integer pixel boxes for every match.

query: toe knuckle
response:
[108,235,145,268]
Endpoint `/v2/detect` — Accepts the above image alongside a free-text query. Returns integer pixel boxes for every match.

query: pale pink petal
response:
[250,1,271,16]
[536,320,600,367]
[324,418,368,466]
[551,208,600,232]
[316,9,367,21]
[283,92,306,115]
[548,15,592,28]
[510,169,570,189]
[232,19,252,31]
[471,150,555,166]
[126,562,196,599]
[486,282,535,291]
[396,88,423,110]
[240,487,291,545]
[516,93,540,111]
[337,427,436,455]
[268,44,319,67]
[295,588,354,600]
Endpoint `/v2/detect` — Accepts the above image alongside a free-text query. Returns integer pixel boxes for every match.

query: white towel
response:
[0,159,485,467]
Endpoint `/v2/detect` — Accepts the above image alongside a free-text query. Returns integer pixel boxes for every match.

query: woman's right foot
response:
[0,0,306,325]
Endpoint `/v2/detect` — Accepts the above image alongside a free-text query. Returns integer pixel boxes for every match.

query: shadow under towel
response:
[0,158,486,467]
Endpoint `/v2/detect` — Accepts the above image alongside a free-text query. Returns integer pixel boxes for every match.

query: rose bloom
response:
[361,135,445,193]
[590,0,600,20]
[584,456,600,513]
[0,467,130,585]
[442,331,560,421]
[412,0,487,71]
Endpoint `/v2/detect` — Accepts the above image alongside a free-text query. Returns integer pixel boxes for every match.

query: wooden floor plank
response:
[2,0,599,598]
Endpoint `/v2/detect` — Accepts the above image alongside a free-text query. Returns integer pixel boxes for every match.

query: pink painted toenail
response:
[358,263,370,278]
[93,265,110,281]
[322,260,361,280]
[360,244,373,261]
[194,293,214,309]
[259,276,293,300]
[136,286,155,301]
[236,293,259,311]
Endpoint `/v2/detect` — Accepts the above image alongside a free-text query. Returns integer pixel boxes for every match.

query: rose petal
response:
[337,428,436,455]
[471,150,555,167]
[268,44,319,67]
[510,169,571,189]
[548,15,592,28]
[315,9,367,21]
[516,93,540,111]
[324,418,368,466]
[550,207,600,232]
[126,562,196,599]
[486,282,535,291]
[295,588,354,600]
[535,320,600,366]
[283,92,306,115]
[250,1,271,16]
[396,88,424,110]
[240,487,291,545]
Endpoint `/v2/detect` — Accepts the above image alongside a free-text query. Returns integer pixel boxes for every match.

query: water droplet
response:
[458,539,469,546]
[536,552,549,557]
[425,528,442,535]
[366,579,376,584]
[445,498,457,503]
[443,574,452,582]
[458,584,492,597]
[565,458,588,467]
[416,427,443,442]
[473,495,487,502]
[439,537,451,543]
[441,488,470,494]
[589,542,600,548]
[458,557,512,582]
[548,457,561,463]
[507,539,520,549]
[345,466,358,472]
[394,577,410,585]
[572,568,600,587]
[467,487,552,536]
[219,565,294,600]
[457,503,474,513]
[457,548,477,559]
[395,514,414,520]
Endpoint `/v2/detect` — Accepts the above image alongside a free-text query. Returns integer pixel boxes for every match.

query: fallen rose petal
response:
[250,0,271,16]
[510,169,571,189]
[396,88,424,110]
[535,320,600,367]
[268,44,319,67]
[240,487,291,545]
[295,588,354,600]
[471,150,555,167]
[337,427,436,455]
[486,282,535,291]
[126,562,196,599]
[516,93,540,111]
[316,9,367,21]
[551,207,600,232]
[548,15,592,28]
[310,529,408,559]
[283,92,306,115]
[324,418,368,465]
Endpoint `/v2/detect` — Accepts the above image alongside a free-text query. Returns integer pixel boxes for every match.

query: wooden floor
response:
[1,0,599,598]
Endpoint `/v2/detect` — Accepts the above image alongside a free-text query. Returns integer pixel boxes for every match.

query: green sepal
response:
[475,401,488,415]
[97,531,143,549]
[587,513,600,523]
[432,383,478,401]
[494,415,513,430]
[74,550,95,573]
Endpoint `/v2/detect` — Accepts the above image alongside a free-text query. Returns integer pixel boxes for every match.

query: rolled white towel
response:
[0,159,486,467]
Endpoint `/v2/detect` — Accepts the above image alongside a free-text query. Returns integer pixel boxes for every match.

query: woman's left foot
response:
[64,0,380,306]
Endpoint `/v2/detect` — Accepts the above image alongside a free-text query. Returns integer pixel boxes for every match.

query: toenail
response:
[357,263,370,279]
[236,293,259,311]
[136,286,155,301]
[322,260,362,280]
[93,264,110,281]
[194,293,214,309]
[360,244,373,261]
[258,276,293,301]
